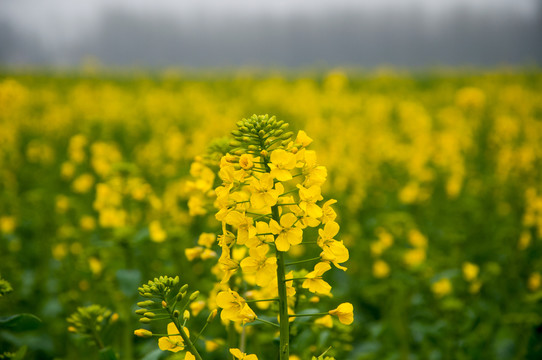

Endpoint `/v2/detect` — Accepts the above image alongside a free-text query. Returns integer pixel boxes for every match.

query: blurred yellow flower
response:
[373,260,390,278]
[462,262,479,282]
[432,278,452,298]
[528,272,541,292]
[149,221,167,243]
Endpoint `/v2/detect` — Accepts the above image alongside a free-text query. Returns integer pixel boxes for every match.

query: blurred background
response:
[1,0,541,68]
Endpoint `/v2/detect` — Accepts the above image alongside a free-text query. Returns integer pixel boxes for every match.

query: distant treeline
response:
[1,5,541,68]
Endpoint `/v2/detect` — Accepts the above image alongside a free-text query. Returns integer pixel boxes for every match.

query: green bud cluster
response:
[135,276,202,326]
[230,114,294,155]
[138,275,181,300]
[67,305,114,339]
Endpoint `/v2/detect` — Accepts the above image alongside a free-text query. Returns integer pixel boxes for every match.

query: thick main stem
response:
[273,205,290,360]
[261,133,290,360]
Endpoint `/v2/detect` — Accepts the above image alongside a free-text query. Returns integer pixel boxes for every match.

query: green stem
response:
[167,308,203,360]
[273,205,290,360]
[289,312,328,318]
[246,298,279,303]
[255,318,280,328]
[285,257,321,266]
[262,132,289,360]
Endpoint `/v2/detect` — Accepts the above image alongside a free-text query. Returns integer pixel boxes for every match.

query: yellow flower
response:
[0,216,16,234]
[218,247,239,284]
[329,302,354,325]
[185,247,204,261]
[240,245,278,286]
[528,272,541,292]
[314,314,333,328]
[408,229,428,248]
[373,260,390,278]
[403,248,426,267]
[432,278,452,298]
[301,150,327,187]
[302,262,332,294]
[317,221,348,270]
[198,232,216,248]
[297,184,323,218]
[149,221,167,243]
[72,173,94,194]
[269,213,303,252]
[158,322,187,352]
[219,164,246,187]
[269,149,297,181]
[249,173,284,209]
[189,300,206,316]
[518,230,531,250]
[320,199,337,224]
[225,211,256,245]
[230,348,258,360]
[216,289,256,324]
[184,352,195,360]
[79,215,96,231]
[462,262,479,282]
[239,154,254,170]
[295,130,313,147]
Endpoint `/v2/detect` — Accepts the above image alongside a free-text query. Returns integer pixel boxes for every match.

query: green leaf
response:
[98,347,118,360]
[0,314,42,331]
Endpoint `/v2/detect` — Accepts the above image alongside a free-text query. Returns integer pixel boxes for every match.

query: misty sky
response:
[1,0,541,67]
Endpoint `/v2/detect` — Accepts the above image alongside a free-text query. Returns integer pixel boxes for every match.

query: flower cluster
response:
[208,115,353,358]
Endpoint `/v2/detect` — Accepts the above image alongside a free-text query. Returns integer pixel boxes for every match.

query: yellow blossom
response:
[189,301,206,317]
[216,289,256,324]
[0,216,16,234]
[329,302,354,325]
[302,262,332,294]
[408,229,428,248]
[269,149,297,181]
[528,272,541,291]
[158,322,187,352]
[230,348,258,360]
[225,211,256,245]
[462,262,479,281]
[295,130,313,147]
[432,278,452,298]
[248,173,284,209]
[404,248,426,267]
[149,221,167,243]
[373,260,390,278]
[314,315,333,328]
[297,184,323,218]
[240,245,277,286]
[198,232,216,248]
[269,213,303,252]
[239,154,255,170]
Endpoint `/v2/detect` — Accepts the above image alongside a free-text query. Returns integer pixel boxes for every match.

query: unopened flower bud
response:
[143,312,155,318]
[189,291,200,301]
[137,300,154,308]
[162,300,167,308]
[135,309,147,315]
[139,317,151,324]
[183,310,190,321]
[134,329,153,338]
[207,309,218,323]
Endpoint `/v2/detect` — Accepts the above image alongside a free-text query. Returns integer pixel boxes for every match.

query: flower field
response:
[1,70,542,359]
